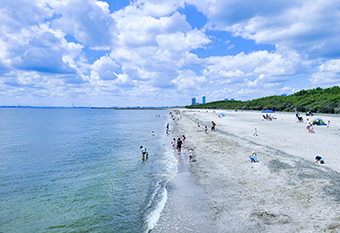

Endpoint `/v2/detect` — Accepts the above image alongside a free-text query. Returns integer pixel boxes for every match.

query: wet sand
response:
[152,132,216,233]
[153,109,340,232]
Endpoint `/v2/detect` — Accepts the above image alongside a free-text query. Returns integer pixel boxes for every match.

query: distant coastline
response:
[0,106,90,109]
[0,106,180,110]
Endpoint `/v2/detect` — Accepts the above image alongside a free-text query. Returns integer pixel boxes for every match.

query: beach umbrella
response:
[261,109,275,113]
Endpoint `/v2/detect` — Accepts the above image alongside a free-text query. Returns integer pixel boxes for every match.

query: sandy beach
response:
[153,109,340,232]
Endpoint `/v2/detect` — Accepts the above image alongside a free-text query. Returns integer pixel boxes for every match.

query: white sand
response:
[166,109,340,232]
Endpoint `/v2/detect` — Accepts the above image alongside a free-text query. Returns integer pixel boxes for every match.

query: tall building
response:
[202,96,206,104]
[191,97,196,105]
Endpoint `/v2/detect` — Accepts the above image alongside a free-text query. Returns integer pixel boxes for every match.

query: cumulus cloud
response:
[49,0,116,48]
[195,0,340,59]
[172,69,207,90]
[311,59,340,85]
[1,0,340,106]
[91,55,119,80]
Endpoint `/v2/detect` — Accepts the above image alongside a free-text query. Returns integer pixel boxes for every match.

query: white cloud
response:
[49,0,117,48]
[1,0,340,106]
[172,69,207,90]
[195,0,340,59]
[91,55,119,81]
[310,59,340,85]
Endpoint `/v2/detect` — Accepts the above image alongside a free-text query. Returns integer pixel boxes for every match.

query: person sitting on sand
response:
[315,156,325,164]
[309,124,315,133]
[250,151,258,162]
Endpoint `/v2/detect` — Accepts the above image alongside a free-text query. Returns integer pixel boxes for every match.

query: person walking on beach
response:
[204,126,208,133]
[188,148,194,162]
[211,121,216,131]
[182,135,186,148]
[197,122,200,131]
[176,138,182,154]
[140,146,146,160]
[253,128,258,136]
[171,138,176,148]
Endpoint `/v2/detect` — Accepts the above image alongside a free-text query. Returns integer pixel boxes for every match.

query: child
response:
[197,123,200,131]
[182,135,186,148]
[171,138,176,148]
[253,128,258,136]
[205,126,208,133]
[188,148,194,162]
[145,148,149,159]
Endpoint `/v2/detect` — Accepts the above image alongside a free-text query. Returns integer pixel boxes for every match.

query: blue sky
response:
[1,0,340,107]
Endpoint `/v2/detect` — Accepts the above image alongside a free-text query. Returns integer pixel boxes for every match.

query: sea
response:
[0,108,177,233]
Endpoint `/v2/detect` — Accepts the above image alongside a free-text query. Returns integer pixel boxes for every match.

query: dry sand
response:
[155,109,340,233]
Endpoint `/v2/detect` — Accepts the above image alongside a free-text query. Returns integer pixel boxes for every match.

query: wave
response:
[144,127,178,233]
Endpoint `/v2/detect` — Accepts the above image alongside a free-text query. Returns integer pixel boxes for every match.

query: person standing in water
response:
[188,148,194,162]
[172,138,176,148]
[182,135,186,148]
[176,138,182,154]
[140,146,146,160]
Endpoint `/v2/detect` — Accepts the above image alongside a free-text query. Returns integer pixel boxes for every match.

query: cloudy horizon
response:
[1,0,340,107]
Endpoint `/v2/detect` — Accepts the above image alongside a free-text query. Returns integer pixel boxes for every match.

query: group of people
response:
[196,121,216,134]
[171,135,195,162]
[249,151,325,164]
[172,135,186,152]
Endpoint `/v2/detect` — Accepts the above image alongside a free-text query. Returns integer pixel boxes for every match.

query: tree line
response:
[186,86,340,114]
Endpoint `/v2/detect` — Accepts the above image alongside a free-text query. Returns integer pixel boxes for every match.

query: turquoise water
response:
[0,109,176,233]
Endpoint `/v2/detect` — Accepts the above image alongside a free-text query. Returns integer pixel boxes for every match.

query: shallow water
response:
[0,109,176,233]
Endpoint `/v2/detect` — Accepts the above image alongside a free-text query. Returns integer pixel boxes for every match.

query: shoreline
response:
[154,109,340,232]
[151,116,216,233]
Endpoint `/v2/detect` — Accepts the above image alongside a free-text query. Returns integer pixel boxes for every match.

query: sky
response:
[1,0,340,107]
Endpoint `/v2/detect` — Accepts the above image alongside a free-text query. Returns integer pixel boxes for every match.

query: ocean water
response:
[0,109,177,233]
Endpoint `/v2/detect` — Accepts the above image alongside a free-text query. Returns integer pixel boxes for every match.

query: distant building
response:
[192,97,196,105]
[230,98,235,101]
[281,94,287,96]
[202,96,206,104]
[224,98,229,101]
